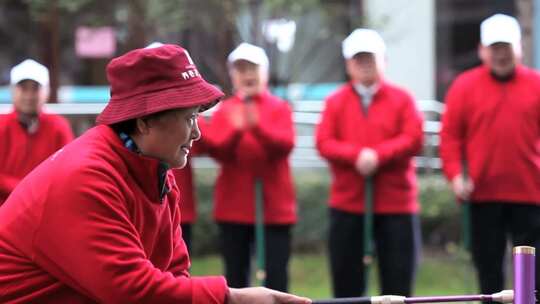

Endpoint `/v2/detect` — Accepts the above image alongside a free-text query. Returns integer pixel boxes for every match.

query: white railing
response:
[290,99,443,170]
[0,99,444,170]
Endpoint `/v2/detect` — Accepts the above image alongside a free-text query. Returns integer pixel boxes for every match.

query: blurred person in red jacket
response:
[0,59,73,205]
[0,44,310,304]
[172,158,197,252]
[206,43,296,292]
[316,29,423,298]
[440,14,540,297]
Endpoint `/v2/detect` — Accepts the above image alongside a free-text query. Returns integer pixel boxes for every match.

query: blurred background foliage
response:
[2,0,362,101]
[192,168,460,256]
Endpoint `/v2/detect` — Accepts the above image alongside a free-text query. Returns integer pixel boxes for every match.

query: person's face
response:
[230,60,267,98]
[137,106,201,169]
[345,52,381,86]
[479,42,519,78]
[12,80,47,115]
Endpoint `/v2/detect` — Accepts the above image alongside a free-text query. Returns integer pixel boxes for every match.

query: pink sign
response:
[76,26,116,58]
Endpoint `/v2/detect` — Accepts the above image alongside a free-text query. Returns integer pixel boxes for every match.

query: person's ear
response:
[345,59,355,76]
[258,65,269,85]
[228,67,234,79]
[136,118,151,135]
[478,44,487,62]
[376,54,386,72]
[39,86,49,103]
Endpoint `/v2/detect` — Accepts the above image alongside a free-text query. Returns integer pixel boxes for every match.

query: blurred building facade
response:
[0,0,538,103]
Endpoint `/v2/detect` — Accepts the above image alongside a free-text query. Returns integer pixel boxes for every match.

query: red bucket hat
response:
[96,44,224,125]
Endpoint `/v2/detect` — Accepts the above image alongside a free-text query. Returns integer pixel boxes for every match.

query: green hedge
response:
[191,168,461,256]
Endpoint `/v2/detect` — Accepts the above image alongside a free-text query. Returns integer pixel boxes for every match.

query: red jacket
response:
[173,161,197,224]
[316,81,423,214]
[206,91,296,224]
[0,110,73,204]
[0,125,227,303]
[440,65,540,204]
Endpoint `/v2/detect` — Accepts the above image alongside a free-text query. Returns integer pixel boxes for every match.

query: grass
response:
[190,250,481,299]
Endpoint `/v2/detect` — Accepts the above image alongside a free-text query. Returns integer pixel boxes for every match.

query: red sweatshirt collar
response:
[347,81,387,100]
[7,110,43,133]
[8,109,43,119]
[480,64,526,82]
[96,125,170,203]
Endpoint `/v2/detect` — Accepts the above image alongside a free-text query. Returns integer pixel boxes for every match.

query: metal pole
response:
[461,160,471,252]
[513,246,535,304]
[363,175,374,291]
[459,160,474,299]
[255,178,266,286]
[313,290,515,304]
[314,296,371,304]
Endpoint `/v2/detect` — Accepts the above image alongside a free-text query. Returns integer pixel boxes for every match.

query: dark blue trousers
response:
[469,202,540,301]
[328,208,421,297]
[218,223,292,292]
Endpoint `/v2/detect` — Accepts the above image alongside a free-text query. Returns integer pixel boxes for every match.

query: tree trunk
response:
[517,0,534,66]
[42,0,60,103]
[126,0,147,51]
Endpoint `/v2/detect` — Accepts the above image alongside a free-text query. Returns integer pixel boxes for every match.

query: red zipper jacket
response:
[440,65,540,204]
[0,125,227,303]
[316,81,423,214]
[0,110,73,204]
[206,91,297,224]
[173,161,197,224]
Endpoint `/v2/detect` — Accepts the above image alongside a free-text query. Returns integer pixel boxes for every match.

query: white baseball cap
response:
[342,28,386,59]
[145,42,164,49]
[480,14,521,48]
[10,59,49,87]
[227,43,269,70]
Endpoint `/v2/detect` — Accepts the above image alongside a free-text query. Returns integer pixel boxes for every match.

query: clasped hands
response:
[355,148,379,176]
[228,102,259,130]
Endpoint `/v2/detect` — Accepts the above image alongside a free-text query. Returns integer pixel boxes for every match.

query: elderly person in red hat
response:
[0,44,310,304]
[205,43,296,292]
[0,59,73,205]
[144,42,206,254]
[316,29,423,298]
